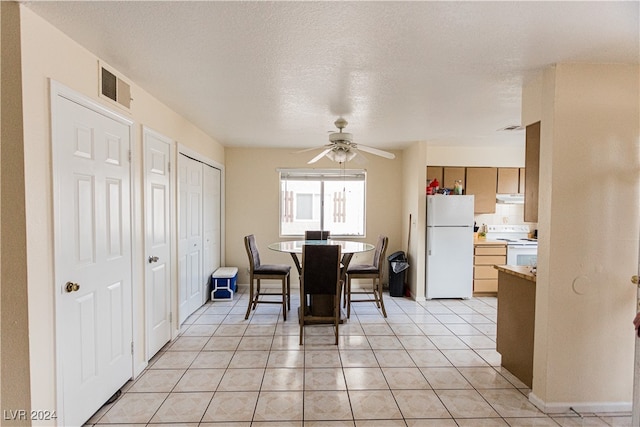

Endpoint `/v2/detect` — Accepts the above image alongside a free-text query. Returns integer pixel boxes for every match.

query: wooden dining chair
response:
[304,230,330,240]
[299,244,342,345]
[244,234,291,320]
[346,235,389,318]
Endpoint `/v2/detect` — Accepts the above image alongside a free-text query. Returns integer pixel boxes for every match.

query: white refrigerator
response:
[425,195,474,299]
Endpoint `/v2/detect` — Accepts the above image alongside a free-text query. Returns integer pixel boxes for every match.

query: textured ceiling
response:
[24,1,639,152]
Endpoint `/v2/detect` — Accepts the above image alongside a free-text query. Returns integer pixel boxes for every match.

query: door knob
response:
[148,256,159,263]
[632,275,639,286]
[65,282,80,293]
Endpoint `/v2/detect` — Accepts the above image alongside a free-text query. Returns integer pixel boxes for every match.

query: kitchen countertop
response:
[474,239,507,246]
[494,265,536,282]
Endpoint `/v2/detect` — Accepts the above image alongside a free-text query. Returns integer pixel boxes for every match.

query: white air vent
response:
[99,63,131,109]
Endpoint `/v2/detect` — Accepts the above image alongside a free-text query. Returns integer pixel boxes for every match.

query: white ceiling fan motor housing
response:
[329,132,353,143]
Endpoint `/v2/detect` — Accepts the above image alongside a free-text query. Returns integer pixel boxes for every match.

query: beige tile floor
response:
[85,287,631,426]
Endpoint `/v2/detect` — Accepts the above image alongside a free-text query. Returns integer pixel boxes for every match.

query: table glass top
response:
[268,239,375,254]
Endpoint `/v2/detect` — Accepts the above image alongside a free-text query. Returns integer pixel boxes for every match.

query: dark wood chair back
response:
[304,230,330,240]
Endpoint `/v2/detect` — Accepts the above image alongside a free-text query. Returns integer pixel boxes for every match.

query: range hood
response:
[496,194,524,204]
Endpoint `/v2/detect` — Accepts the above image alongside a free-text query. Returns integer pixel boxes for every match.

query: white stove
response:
[485,224,538,265]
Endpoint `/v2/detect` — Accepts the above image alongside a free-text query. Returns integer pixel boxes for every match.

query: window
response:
[279,169,366,237]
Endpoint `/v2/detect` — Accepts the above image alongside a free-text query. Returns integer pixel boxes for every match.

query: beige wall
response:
[17,6,224,422]
[1,2,32,423]
[525,64,639,412]
[426,145,525,167]
[401,142,427,299]
[225,147,404,286]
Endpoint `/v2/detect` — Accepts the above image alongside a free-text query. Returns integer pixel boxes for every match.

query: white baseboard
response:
[529,392,632,414]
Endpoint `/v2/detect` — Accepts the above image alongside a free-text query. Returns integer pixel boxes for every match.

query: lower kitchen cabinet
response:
[473,242,506,294]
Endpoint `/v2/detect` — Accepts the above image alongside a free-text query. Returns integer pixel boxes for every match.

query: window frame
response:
[278,168,367,238]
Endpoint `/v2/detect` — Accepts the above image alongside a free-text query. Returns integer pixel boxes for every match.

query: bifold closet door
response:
[178,155,203,324]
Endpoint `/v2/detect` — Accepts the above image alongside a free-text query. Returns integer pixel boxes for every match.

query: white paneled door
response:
[203,164,222,296]
[52,84,133,426]
[143,128,173,359]
[178,155,203,324]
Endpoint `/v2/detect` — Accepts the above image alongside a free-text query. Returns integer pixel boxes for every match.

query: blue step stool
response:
[211,267,238,300]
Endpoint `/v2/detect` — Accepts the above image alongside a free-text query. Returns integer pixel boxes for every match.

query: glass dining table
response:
[268,239,375,279]
[268,239,375,322]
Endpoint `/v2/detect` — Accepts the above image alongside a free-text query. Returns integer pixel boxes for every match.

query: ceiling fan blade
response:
[356,144,396,159]
[352,151,368,165]
[308,148,333,164]
[293,145,329,154]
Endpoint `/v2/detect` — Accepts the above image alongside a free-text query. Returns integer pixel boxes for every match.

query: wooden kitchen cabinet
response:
[519,168,525,194]
[473,243,506,294]
[443,167,466,190]
[426,166,443,186]
[525,122,540,222]
[465,167,497,213]
[497,168,519,194]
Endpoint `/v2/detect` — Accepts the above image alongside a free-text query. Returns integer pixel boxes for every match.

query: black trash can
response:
[388,251,409,297]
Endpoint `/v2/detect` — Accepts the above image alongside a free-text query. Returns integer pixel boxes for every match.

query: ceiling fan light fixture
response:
[327,149,346,163]
[301,117,394,164]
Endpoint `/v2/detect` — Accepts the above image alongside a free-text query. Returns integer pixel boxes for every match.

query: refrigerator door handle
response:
[426,227,432,256]
[427,197,435,227]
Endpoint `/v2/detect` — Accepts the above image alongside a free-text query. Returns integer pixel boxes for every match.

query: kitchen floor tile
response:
[261,367,304,391]
[167,336,209,351]
[98,392,168,424]
[217,368,265,391]
[458,367,515,389]
[339,334,371,349]
[149,391,213,423]
[407,349,453,367]
[366,335,404,349]
[267,349,305,367]
[173,368,224,392]
[372,349,416,367]
[305,367,347,390]
[381,367,431,390]
[343,367,389,390]
[85,294,606,427]
[201,391,258,422]
[420,367,473,390]
[305,349,342,367]
[441,349,490,367]
[436,389,500,418]
[479,388,546,418]
[128,369,184,392]
[304,390,353,421]
[253,391,303,421]
[149,351,199,370]
[392,389,451,419]
[227,349,269,368]
[190,350,234,369]
[340,349,379,367]
[349,390,403,420]
[397,335,437,350]
[203,335,241,351]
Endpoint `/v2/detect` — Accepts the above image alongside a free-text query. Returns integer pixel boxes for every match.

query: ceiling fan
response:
[297,118,396,164]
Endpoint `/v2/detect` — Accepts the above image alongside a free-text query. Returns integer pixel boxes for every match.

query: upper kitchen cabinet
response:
[519,168,526,194]
[426,166,443,186]
[443,167,466,190]
[524,122,540,222]
[497,168,520,194]
[466,167,497,213]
